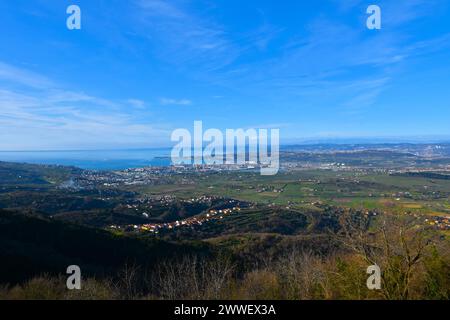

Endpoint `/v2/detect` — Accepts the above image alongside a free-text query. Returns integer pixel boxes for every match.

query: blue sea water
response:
[0,148,172,170]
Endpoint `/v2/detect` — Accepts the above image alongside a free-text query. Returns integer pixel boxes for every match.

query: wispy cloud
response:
[160,97,192,106]
[0,62,53,89]
[127,98,147,109]
[0,62,171,150]
[204,0,449,115]
[134,0,240,72]
[1,0,449,148]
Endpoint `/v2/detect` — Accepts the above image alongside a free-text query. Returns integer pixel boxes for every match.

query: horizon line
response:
[1,140,450,153]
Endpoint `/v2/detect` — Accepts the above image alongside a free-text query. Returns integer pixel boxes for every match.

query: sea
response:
[0,148,173,170]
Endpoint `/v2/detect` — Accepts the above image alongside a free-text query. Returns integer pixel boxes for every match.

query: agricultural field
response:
[125,169,450,217]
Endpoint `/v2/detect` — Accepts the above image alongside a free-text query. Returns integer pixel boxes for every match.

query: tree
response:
[337,212,434,299]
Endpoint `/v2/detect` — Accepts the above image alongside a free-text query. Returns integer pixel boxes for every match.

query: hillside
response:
[0,209,209,285]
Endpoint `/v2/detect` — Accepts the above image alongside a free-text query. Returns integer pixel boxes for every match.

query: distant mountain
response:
[281,142,450,157]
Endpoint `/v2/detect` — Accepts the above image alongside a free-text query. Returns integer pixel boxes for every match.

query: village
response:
[109,206,242,234]
[425,215,450,231]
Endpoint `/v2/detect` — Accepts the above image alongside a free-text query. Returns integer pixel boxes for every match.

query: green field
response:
[125,170,450,217]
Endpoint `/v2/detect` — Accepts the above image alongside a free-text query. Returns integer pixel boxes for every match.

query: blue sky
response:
[1,0,450,150]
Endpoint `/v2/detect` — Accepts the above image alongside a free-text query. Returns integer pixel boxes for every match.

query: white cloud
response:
[160,97,192,106]
[127,98,147,109]
[0,62,172,150]
[0,62,53,89]
[134,0,241,72]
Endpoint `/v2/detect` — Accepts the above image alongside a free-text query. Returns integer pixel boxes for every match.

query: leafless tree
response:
[336,212,433,299]
[151,255,235,300]
[275,249,326,299]
[115,261,142,300]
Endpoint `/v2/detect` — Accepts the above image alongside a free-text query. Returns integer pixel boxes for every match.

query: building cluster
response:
[110,206,242,234]
[425,216,450,230]
[62,164,268,190]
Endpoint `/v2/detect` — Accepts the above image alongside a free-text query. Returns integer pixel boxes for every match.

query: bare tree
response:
[152,255,235,300]
[275,249,325,299]
[116,261,142,300]
[336,212,433,299]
